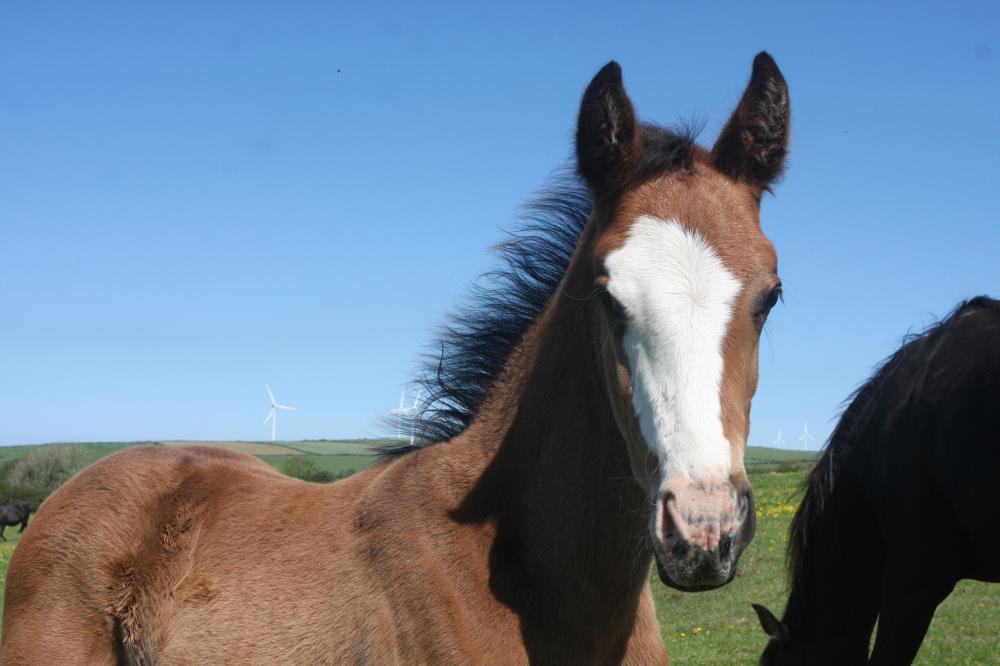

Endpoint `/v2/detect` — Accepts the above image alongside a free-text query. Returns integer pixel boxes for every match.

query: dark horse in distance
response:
[0,502,32,541]
[754,296,1000,665]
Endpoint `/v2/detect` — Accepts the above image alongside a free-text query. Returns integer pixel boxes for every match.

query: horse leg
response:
[0,525,6,541]
[19,518,28,533]
[868,551,956,665]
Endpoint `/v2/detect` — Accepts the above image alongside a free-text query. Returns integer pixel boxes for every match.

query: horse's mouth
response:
[654,554,738,592]
[648,483,756,592]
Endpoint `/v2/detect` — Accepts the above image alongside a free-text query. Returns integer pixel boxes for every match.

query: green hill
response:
[0,440,817,487]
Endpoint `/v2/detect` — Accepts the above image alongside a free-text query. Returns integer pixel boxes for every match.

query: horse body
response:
[5,53,791,664]
[755,297,1000,665]
[4,407,659,664]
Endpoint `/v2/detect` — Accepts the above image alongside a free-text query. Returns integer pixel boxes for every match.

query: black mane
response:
[380,124,696,457]
[787,295,1000,600]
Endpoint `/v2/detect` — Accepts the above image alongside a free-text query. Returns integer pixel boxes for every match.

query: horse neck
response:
[454,227,652,620]
[783,463,881,658]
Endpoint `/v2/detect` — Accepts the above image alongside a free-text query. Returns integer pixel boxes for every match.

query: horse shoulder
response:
[339,443,534,662]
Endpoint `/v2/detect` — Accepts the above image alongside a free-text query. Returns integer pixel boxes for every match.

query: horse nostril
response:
[660,491,677,539]
[736,488,754,520]
[662,507,675,538]
[718,534,733,559]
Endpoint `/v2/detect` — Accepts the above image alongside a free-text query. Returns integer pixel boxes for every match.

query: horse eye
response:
[756,287,782,322]
[598,289,627,323]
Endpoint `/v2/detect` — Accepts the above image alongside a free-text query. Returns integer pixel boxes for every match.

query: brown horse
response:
[3,53,790,664]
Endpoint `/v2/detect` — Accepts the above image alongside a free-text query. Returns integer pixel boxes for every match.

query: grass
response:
[159,441,306,456]
[284,439,396,455]
[256,453,377,476]
[0,522,27,623]
[0,442,142,467]
[0,448,995,662]
[743,447,818,474]
[743,446,818,465]
[0,441,381,488]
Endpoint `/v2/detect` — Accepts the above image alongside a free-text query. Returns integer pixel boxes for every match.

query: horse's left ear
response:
[752,603,789,642]
[712,52,790,192]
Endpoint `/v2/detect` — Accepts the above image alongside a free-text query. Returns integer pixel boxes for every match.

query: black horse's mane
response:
[380,124,696,457]
[787,295,1000,600]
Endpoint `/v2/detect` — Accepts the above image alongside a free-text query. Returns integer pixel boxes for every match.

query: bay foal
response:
[3,53,790,664]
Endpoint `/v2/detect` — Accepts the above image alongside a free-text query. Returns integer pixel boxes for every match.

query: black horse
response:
[754,296,1000,665]
[0,501,32,541]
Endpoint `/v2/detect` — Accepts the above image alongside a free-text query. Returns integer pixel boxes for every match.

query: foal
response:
[4,53,791,664]
[755,297,1000,665]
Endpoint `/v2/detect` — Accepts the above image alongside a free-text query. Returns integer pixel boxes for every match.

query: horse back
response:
[870,299,1000,579]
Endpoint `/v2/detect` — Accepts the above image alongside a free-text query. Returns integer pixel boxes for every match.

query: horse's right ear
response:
[576,61,642,199]
[752,603,789,642]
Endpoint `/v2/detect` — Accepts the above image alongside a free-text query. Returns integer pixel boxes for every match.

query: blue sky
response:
[2,1,997,447]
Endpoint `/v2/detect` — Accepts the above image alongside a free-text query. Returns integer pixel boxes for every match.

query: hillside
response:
[0,440,816,482]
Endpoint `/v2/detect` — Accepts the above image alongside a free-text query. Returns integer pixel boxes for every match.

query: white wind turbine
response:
[799,422,815,452]
[772,429,786,449]
[391,388,421,445]
[264,385,296,442]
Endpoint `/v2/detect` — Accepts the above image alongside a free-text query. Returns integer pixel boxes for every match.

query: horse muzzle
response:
[651,481,755,591]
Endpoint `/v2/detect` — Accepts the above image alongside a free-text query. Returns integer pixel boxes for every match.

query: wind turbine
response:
[392,389,406,439]
[264,385,296,442]
[391,388,421,444]
[772,429,786,449]
[799,422,814,452]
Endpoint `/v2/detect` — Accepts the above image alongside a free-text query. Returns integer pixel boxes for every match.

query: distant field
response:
[160,441,303,456]
[0,441,383,496]
[0,442,141,467]
[744,445,818,463]
[0,440,386,473]
[0,441,816,467]
[283,439,393,456]
[257,454,378,476]
[743,446,818,473]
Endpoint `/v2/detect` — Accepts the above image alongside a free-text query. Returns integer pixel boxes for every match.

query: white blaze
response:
[604,216,742,484]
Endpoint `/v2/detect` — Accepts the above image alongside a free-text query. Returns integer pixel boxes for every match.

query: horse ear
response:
[576,61,642,198]
[752,603,789,642]
[712,52,790,191]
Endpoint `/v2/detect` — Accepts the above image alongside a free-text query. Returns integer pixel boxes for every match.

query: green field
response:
[0,441,801,479]
[743,445,819,464]
[281,439,396,456]
[0,527,24,624]
[0,442,141,467]
[0,440,381,482]
[0,446,995,662]
[257,453,377,476]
